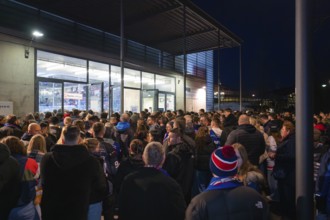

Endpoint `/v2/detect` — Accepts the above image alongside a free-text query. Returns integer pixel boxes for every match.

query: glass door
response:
[38,81,62,113]
[158,92,175,112]
[166,94,175,111]
[158,93,165,112]
[142,90,158,113]
[64,82,87,111]
[89,83,103,114]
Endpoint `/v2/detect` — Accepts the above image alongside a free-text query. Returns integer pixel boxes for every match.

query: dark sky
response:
[192,0,330,96]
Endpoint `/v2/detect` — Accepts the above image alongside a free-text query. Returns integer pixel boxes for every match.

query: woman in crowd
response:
[27,134,47,164]
[27,134,47,218]
[114,139,145,194]
[1,136,39,220]
[270,121,296,220]
[192,126,216,197]
[233,143,267,194]
[163,121,174,143]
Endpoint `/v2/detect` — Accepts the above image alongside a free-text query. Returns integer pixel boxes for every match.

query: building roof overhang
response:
[12,0,242,55]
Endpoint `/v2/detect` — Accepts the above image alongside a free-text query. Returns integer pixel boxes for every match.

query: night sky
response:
[192,0,330,98]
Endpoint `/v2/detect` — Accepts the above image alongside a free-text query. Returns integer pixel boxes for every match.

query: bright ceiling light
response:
[322,84,327,88]
[33,31,44,38]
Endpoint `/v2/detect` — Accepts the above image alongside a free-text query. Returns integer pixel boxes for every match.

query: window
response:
[124,68,141,88]
[155,75,175,93]
[111,66,121,86]
[142,72,155,90]
[124,89,140,112]
[89,61,110,112]
[37,51,87,82]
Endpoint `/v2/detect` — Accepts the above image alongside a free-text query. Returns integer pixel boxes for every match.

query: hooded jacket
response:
[225,124,266,166]
[40,144,107,220]
[0,143,21,220]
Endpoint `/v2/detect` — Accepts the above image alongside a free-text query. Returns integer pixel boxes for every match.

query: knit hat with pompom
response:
[209,145,238,177]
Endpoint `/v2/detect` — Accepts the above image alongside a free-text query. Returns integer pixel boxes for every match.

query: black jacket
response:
[186,186,269,220]
[225,124,266,166]
[0,144,21,220]
[40,144,107,220]
[114,155,144,194]
[119,167,186,220]
[274,132,296,184]
[195,136,216,171]
[223,114,238,133]
[163,142,195,202]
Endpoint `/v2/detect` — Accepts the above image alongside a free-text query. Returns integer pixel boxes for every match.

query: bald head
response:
[121,113,130,122]
[238,114,250,125]
[28,123,41,135]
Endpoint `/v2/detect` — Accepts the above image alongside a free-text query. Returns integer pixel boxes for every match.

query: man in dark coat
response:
[163,128,195,203]
[225,114,266,166]
[186,146,269,220]
[223,108,238,134]
[40,125,107,220]
[0,143,21,220]
[118,141,186,220]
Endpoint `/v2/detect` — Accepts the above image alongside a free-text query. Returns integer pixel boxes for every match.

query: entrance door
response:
[38,81,63,113]
[89,83,103,114]
[158,92,175,112]
[142,90,158,113]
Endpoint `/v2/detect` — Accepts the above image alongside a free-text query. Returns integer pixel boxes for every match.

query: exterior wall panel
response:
[0,40,34,116]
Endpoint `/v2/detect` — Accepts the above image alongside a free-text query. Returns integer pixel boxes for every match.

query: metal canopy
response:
[13,0,242,55]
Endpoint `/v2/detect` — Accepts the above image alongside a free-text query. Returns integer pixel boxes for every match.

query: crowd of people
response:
[0,108,329,220]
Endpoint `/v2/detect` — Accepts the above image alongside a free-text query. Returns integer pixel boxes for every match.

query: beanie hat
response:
[116,121,130,132]
[209,145,238,177]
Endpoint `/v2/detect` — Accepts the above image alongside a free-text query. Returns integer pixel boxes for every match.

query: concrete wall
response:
[0,40,35,116]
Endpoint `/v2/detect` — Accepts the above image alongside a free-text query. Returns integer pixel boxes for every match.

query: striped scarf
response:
[206,176,242,191]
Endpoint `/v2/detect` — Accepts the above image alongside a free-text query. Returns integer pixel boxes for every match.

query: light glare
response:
[33,31,44,38]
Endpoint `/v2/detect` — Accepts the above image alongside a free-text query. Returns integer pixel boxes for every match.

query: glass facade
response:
[36,50,176,114]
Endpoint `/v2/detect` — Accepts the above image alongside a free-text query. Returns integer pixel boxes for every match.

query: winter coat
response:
[223,114,238,133]
[119,167,186,220]
[186,186,269,220]
[0,144,21,220]
[40,144,107,220]
[274,132,296,184]
[195,136,216,171]
[225,124,266,166]
[114,155,144,194]
[273,132,296,219]
[163,142,195,202]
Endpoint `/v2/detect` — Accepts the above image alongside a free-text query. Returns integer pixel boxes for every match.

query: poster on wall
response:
[0,101,13,115]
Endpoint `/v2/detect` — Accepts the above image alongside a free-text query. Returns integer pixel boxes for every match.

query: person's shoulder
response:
[228,186,267,203]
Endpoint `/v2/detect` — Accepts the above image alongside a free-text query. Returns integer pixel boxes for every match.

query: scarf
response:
[206,176,242,191]
[210,129,221,148]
